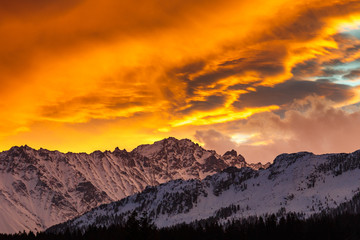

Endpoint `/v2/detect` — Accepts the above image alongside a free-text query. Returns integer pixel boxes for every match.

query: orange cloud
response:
[1,0,360,153]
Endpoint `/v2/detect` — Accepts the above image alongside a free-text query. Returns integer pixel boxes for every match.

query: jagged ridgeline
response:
[47,149,360,234]
[0,137,268,234]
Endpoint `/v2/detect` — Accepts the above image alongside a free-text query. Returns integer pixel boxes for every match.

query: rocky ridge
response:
[48,149,360,233]
[0,137,267,233]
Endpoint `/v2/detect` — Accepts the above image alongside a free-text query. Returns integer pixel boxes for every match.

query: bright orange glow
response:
[1,0,360,160]
[170,105,280,127]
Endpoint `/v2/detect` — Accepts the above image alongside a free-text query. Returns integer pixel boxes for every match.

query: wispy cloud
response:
[196,95,360,163]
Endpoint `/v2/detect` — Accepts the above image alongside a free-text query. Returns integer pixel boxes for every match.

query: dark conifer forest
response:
[1,211,360,240]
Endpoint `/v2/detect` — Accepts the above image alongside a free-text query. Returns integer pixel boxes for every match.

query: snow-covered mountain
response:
[0,137,265,234]
[48,149,360,233]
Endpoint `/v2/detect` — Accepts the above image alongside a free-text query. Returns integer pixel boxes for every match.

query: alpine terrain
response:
[0,137,266,234]
[48,149,360,233]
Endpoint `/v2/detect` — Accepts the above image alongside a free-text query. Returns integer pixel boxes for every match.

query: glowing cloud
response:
[1,0,360,160]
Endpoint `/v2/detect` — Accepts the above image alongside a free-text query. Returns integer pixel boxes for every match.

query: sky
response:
[1,0,360,163]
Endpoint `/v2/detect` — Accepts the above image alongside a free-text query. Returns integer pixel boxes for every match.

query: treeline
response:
[1,212,360,240]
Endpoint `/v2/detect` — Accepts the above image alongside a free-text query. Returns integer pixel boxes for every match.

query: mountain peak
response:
[273,151,314,166]
[113,147,127,153]
[49,148,360,233]
[8,145,34,152]
[224,149,238,157]
[154,137,196,147]
[0,137,269,234]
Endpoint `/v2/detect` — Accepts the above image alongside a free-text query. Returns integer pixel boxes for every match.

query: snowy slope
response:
[0,137,265,234]
[48,150,360,233]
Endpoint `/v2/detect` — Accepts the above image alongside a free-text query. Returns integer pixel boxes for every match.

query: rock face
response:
[0,137,267,234]
[47,150,360,233]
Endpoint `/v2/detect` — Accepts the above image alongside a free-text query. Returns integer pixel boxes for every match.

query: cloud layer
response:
[0,0,360,158]
[196,96,360,163]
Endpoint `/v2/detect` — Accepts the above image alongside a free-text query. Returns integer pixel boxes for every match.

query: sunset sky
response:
[1,0,360,163]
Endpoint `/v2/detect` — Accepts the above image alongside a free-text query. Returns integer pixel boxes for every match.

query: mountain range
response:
[0,137,268,234]
[48,149,360,233]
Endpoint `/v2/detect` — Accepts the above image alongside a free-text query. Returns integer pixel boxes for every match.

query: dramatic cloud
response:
[1,0,360,156]
[233,80,354,109]
[343,70,360,80]
[196,96,360,163]
[195,129,238,154]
